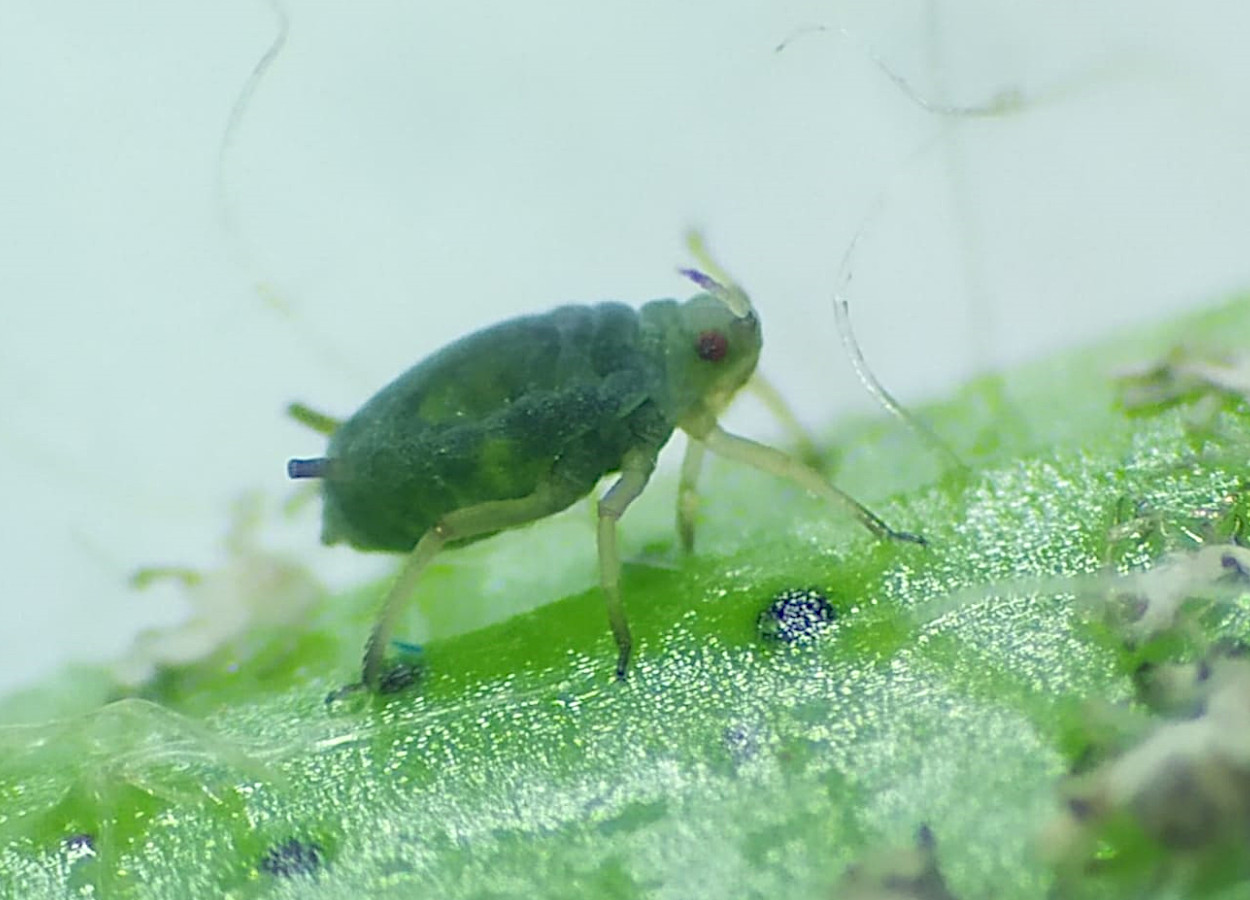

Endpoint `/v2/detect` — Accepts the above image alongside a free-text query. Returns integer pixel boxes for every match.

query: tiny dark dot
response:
[1067,797,1094,821]
[260,839,325,878]
[63,833,94,853]
[757,588,836,643]
[1069,743,1100,775]
[1125,595,1149,623]
[1221,553,1250,579]
[1133,660,1156,678]
[723,723,761,760]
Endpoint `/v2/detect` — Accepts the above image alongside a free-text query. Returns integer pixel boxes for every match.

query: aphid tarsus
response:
[289,234,923,691]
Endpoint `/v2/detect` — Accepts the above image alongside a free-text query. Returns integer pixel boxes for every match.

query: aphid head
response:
[667,232,763,425]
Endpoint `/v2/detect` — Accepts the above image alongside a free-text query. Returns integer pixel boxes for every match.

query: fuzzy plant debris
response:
[4,297,1250,899]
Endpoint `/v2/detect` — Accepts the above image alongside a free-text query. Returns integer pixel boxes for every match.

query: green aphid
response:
[288,233,923,692]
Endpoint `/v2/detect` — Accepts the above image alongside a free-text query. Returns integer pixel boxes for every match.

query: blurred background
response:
[2,0,1248,695]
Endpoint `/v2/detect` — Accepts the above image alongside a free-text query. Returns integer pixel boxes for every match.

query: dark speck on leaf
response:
[261,839,325,878]
[63,833,95,857]
[723,723,761,760]
[1221,552,1250,579]
[757,588,836,643]
[1067,797,1094,821]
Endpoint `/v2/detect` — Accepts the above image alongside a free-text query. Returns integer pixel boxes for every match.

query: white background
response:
[3,0,1248,695]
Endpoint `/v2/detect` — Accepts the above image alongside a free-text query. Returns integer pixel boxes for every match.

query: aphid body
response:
[289,235,919,691]
[315,292,757,553]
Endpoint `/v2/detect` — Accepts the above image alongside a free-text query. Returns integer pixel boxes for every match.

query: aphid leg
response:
[677,439,706,553]
[130,566,203,590]
[745,373,826,470]
[360,483,579,690]
[287,402,341,436]
[598,451,659,679]
[698,424,926,545]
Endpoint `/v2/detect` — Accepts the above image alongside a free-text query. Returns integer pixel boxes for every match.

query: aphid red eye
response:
[696,329,728,362]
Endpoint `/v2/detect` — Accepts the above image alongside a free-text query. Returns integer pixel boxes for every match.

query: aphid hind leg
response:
[677,439,706,553]
[360,482,582,691]
[697,424,926,545]
[287,402,341,436]
[130,567,203,590]
[599,450,658,679]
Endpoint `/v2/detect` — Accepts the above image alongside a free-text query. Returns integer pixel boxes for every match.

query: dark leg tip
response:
[615,648,631,681]
[376,660,421,694]
[325,681,365,704]
[890,529,928,546]
[327,658,422,702]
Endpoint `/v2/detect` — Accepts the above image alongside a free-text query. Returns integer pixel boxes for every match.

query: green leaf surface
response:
[5,297,1250,899]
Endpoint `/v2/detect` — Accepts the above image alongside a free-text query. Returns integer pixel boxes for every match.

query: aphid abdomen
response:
[318,302,674,553]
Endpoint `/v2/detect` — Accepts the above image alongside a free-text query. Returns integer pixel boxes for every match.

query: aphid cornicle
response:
[288,233,923,692]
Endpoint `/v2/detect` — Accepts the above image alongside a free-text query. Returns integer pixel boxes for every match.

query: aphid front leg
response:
[598,450,659,678]
[360,482,582,691]
[697,424,925,545]
[677,439,706,553]
[745,373,827,470]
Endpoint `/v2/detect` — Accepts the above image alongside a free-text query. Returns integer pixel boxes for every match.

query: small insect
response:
[288,233,924,692]
[1043,656,1250,881]
[118,492,322,687]
[1107,543,1250,645]
[1116,347,1250,413]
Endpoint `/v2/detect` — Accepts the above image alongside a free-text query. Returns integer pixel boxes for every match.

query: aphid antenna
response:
[215,0,370,383]
[775,22,1031,120]
[215,0,289,274]
[776,18,1142,122]
[680,230,754,319]
[832,196,968,474]
[776,11,1024,377]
